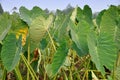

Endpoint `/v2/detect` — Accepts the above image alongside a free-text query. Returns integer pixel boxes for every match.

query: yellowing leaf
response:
[30,14,53,43]
[16,27,28,46]
[70,6,77,23]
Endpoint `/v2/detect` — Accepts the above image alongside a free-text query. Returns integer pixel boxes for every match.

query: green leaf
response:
[0,13,11,41]
[115,27,120,49]
[45,12,71,77]
[46,41,68,77]
[51,10,65,39]
[71,41,82,56]
[115,8,120,50]
[96,10,106,27]
[115,66,120,80]
[19,7,31,25]
[20,6,54,44]
[87,6,118,75]
[1,33,22,71]
[69,20,90,56]
[87,31,101,70]
[40,38,48,50]
[10,12,28,31]
[69,5,93,56]
[71,5,93,25]
[83,5,93,25]
[19,6,46,26]
[53,10,71,42]
[30,14,54,44]
[70,7,77,23]
[76,7,83,22]
[58,13,71,41]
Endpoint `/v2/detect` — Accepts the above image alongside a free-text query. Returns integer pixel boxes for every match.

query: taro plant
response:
[0,5,120,80]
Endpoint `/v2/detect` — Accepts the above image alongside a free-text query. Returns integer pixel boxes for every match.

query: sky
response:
[0,0,120,13]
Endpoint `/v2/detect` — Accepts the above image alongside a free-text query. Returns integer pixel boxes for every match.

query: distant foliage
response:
[0,4,3,14]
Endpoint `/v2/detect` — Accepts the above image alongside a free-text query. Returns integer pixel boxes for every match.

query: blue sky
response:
[0,0,120,13]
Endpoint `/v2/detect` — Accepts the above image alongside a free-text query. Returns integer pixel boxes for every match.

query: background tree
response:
[62,4,74,14]
[92,12,99,19]
[44,8,49,14]
[0,4,4,14]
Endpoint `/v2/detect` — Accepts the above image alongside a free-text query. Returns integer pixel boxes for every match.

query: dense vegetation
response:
[0,5,120,80]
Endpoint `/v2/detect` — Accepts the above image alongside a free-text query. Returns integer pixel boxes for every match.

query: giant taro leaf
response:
[69,6,92,56]
[69,20,90,56]
[53,10,71,42]
[87,6,118,75]
[0,13,11,41]
[1,33,22,71]
[46,41,68,77]
[19,6,45,26]
[45,12,70,77]
[72,5,93,25]
[20,7,54,50]
[115,27,120,49]
[83,5,93,25]
[30,15,53,43]
[115,7,120,49]
[58,14,72,42]
[10,13,28,46]
[96,10,106,27]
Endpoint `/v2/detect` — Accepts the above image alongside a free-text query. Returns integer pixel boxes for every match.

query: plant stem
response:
[27,36,30,80]
[53,76,57,80]
[15,64,23,80]
[44,72,46,80]
[47,30,56,51]
[2,68,7,80]
[63,70,68,80]
[82,70,87,80]
[69,69,73,80]
[37,48,41,73]
[21,54,38,80]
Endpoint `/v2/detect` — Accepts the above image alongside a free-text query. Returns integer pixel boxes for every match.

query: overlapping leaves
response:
[20,6,54,49]
[45,10,71,78]
[69,5,92,56]
[19,6,45,25]
[0,13,28,71]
